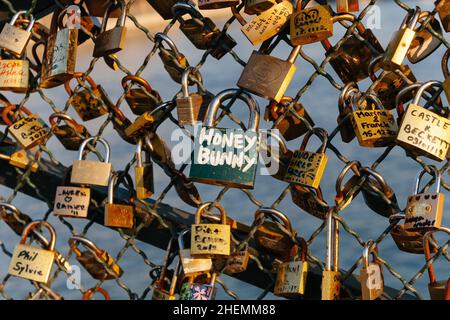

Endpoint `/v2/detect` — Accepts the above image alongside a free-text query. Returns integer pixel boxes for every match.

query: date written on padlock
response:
[8,115,49,150]
[351,109,397,147]
[0,60,29,91]
[53,186,90,218]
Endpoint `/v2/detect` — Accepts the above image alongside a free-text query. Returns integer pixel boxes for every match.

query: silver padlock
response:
[0,11,35,56]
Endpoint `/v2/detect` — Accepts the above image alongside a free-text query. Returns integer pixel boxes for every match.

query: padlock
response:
[104,172,134,229]
[85,0,123,18]
[124,101,171,138]
[179,229,212,276]
[265,96,314,141]
[173,3,237,59]
[2,104,49,150]
[291,185,329,220]
[290,3,333,45]
[285,128,328,189]
[155,32,191,84]
[49,113,91,151]
[360,167,399,218]
[147,0,181,20]
[82,287,111,300]
[176,67,213,126]
[254,208,296,260]
[321,14,384,84]
[407,11,442,64]
[53,183,90,218]
[424,228,450,300]
[350,92,398,148]
[442,48,450,105]
[232,1,293,46]
[180,272,217,300]
[368,55,417,110]
[334,161,362,211]
[381,7,421,71]
[191,202,231,258]
[198,0,239,10]
[224,242,250,274]
[93,0,127,58]
[0,10,35,56]
[64,73,111,121]
[237,45,301,103]
[190,89,260,189]
[122,75,162,116]
[405,166,444,231]
[9,221,56,283]
[436,0,450,32]
[0,149,39,173]
[244,0,277,15]
[322,209,340,300]
[0,202,32,236]
[69,235,123,280]
[70,137,112,187]
[337,82,358,143]
[336,0,359,12]
[41,8,78,88]
[135,139,154,200]
[0,56,30,93]
[152,238,179,300]
[396,81,450,161]
[274,237,308,297]
[360,241,384,300]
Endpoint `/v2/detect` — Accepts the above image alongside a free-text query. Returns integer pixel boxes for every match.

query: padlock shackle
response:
[368,55,383,81]
[402,6,421,31]
[254,207,293,234]
[2,104,32,126]
[442,48,450,79]
[100,0,127,33]
[351,92,383,111]
[264,129,289,155]
[414,165,441,195]
[49,112,84,132]
[69,235,103,256]
[395,83,422,117]
[338,82,359,113]
[82,287,111,300]
[10,10,35,32]
[136,138,143,167]
[181,66,202,97]
[326,208,339,272]
[0,202,21,217]
[361,167,390,196]
[64,72,99,96]
[154,32,183,58]
[171,2,203,20]
[362,240,377,270]
[412,80,443,106]
[169,259,182,297]
[195,202,227,225]
[321,13,365,50]
[108,172,119,205]
[121,75,154,94]
[204,89,260,131]
[423,227,450,285]
[77,137,111,163]
[158,237,175,284]
[178,228,190,251]
[20,220,56,251]
[335,161,361,195]
[297,236,308,262]
[299,127,328,154]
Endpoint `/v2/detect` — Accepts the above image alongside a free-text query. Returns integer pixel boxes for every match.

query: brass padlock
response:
[64,73,111,121]
[407,11,442,64]
[124,100,170,139]
[224,242,250,274]
[9,221,56,283]
[244,0,277,15]
[274,237,308,297]
[265,96,314,141]
[41,8,78,88]
[381,7,421,71]
[152,238,179,300]
[442,48,450,104]
[360,241,384,300]
[336,0,359,12]
[0,10,35,56]
[350,92,398,148]
[85,0,123,17]
[176,67,212,126]
[69,235,123,280]
[122,75,162,116]
[53,185,90,218]
[0,149,39,173]
[49,113,91,151]
[237,45,301,103]
[285,128,328,189]
[83,287,111,300]
[290,3,333,45]
[135,139,154,200]
[254,207,296,261]
[0,57,30,93]
[322,209,340,300]
[337,82,358,143]
[178,229,212,276]
[436,0,450,32]
[396,81,450,161]
[232,1,293,46]
[198,0,239,10]
[405,166,444,231]
[191,202,231,258]
[147,0,180,20]
[2,104,49,150]
[93,0,127,58]
[291,185,329,220]
[0,202,32,236]
[70,137,112,187]
[104,172,134,229]
[190,89,260,189]
[155,32,190,84]
[424,228,450,300]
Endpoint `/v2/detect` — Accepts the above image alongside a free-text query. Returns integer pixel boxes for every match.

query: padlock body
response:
[224,248,250,274]
[390,224,430,254]
[407,18,442,64]
[70,85,110,121]
[0,23,31,56]
[8,150,39,172]
[9,244,55,283]
[360,263,384,300]
[8,115,49,150]
[146,0,179,20]
[444,77,450,106]
[428,281,448,300]
[285,151,328,189]
[291,187,329,219]
[321,270,340,300]
[53,186,90,218]
[152,287,176,300]
[290,6,333,45]
[53,124,90,151]
[396,104,450,161]
[382,28,416,71]
[124,112,155,138]
[180,249,213,275]
[179,18,219,50]
[71,160,112,187]
[244,0,277,15]
[404,192,444,230]
[85,0,123,17]
[351,109,398,147]
[254,221,294,259]
[361,184,398,218]
[135,164,154,200]
[191,223,231,257]
[336,0,359,12]
[198,0,240,10]
[159,49,189,84]
[125,88,161,115]
[176,93,210,126]
[238,51,296,103]
[104,203,134,228]
[93,27,127,57]
[268,102,314,141]
[76,250,123,280]
[274,261,308,297]
[437,0,450,32]
[0,59,29,92]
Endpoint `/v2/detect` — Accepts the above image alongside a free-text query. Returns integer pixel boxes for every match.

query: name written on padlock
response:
[53,186,90,218]
[285,151,327,189]
[191,224,231,256]
[405,194,444,230]
[8,245,55,283]
[292,7,330,37]
[9,115,49,149]
[0,60,28,88]
[274,261,307,295]
[352,110,397,145]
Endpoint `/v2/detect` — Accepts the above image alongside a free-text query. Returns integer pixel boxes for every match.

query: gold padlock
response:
[0,57,29,93]
[179,229,212,276]
[152,238,179,300]
[122,75,162,116]
[442,48,450,105]
[291,185,329,220]
[360,241,384,300]
[155,32,190,84]
[322,209,340,300]
[290,3,333,45]
[0,11,35,56]
[224,242,250,274]
[334,161,362,211]
[135,139,154,200]
[104,172,134,229]
[198,0,239,10]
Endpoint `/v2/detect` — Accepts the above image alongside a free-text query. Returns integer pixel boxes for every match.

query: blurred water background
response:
[0,0,448,300]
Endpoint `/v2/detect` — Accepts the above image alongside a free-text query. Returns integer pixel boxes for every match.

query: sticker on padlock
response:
[180,272,217,300]
[0,58,29,93]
